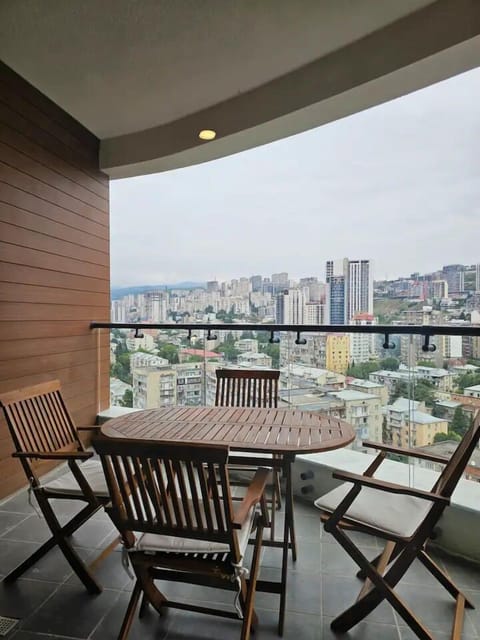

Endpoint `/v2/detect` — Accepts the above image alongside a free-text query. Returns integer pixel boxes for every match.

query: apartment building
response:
[279,333,327,369]
[133,366,177,409]
[130,353,169,368]
[349,312,375,364]
[125,331,156,352]
[238,352,272,368]
[304,301,329,325]
[330,389,382,446]
[175,363,203,406]
[234,338,258,353]
[347,378,389,406]
[464,385,480,399]
[325,334,350,374]
[442,264,465,294]
[369,366,454,393]
[275,288,307,324]
[280,364,345,393]
[386,398,448,448]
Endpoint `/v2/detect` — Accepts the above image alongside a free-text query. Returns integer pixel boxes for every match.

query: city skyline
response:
[111,258,478,293]
[111,67,480,287]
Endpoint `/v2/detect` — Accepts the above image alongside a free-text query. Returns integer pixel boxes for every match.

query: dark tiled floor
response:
[0,491,479,640]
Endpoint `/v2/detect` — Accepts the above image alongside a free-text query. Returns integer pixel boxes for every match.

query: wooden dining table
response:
[101,405,355,635]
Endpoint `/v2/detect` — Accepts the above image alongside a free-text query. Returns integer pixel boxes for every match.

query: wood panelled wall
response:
[0,62,110,498]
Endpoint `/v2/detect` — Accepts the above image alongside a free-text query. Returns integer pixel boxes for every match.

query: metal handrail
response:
[91,321,480,337]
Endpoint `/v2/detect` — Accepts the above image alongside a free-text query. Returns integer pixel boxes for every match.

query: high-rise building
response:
[442,264,464,294]
[476,264,480,292]
[272,272,289,293]
[145,291,168,322]
[347,260,373,322]
[250,274,263,292]
[206,280,219,293]
[275,288,305,324]
[326,258,373,324]
[431,280,448,300]
[350,312,375,364]
[326,277,345,324]
[304,302,328,325]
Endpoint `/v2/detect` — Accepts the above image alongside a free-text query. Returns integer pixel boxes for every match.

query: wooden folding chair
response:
[93,436,269,640]
[0,380,116,594]
[215,368,295,554]
[315,411,480,640]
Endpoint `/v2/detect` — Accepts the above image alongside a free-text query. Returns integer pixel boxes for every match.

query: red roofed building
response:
[179,348,222,363]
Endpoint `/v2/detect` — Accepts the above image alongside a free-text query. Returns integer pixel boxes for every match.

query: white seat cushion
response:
[136,502,256,556]
[228,452,278,483]
[44,459,109,497]
[314,483,432,539]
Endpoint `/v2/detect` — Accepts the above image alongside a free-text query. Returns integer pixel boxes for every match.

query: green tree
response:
[450,407,470,437]
[431,404,447,419]
[390,380,409,403]
[380,357,400,371]
[259,343,280,368]
[156,343,179,364]
[346,360,380,380]
[214,333,239,362]
[184,355,204,363]
[456,372,480,393]
[111,347,132,384]
[433,432,455,443]
[119,389,133,407]
[204,305,214,314]
[413,380,436,407]
[390,379,436,407]
[417,360,436,368]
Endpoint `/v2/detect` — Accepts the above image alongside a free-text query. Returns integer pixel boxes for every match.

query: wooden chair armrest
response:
[332,470,449,505]
[362,441,450,465]
[13,450,93,461]
[232,467,270,528]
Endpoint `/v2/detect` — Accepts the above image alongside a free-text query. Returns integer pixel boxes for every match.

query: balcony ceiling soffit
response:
[1,0,479,178]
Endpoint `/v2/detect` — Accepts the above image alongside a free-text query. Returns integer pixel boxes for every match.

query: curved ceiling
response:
[1,0,479,178]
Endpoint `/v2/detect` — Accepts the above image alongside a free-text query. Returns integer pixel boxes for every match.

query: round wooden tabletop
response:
[101,406,355,455]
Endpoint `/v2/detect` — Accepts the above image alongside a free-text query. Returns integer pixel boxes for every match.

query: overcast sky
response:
[111,67,480,287]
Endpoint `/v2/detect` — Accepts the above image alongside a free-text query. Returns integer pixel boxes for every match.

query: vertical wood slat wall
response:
[0,62,110,498]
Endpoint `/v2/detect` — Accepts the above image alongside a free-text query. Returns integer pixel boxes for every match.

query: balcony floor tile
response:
[0,492,478,640]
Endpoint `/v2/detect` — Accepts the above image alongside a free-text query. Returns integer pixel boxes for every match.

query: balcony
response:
[1,4,480,638]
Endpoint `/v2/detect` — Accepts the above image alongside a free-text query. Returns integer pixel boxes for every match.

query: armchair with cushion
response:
[93,435,270,640]
[314,412,480,640]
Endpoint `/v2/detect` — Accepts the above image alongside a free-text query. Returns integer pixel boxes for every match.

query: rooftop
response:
[331,390,379,402]
[389,398,422,413]
[347,378,385,389]
[465,385,480,393]
[436,400,463,408]
[411,411,447,425]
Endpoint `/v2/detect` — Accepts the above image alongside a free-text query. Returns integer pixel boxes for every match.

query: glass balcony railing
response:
[93,320,479,474]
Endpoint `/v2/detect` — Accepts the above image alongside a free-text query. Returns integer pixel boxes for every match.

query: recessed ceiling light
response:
[199,129,216,141]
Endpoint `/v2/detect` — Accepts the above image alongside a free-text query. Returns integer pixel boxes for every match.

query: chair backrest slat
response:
[215,369,279,409]
[94,438,234,545]
[0,380,84,486]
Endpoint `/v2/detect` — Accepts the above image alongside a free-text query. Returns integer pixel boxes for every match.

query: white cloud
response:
[111,67,480,286]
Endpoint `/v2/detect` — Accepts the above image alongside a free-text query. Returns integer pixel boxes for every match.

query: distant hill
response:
[111,282,206,299]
